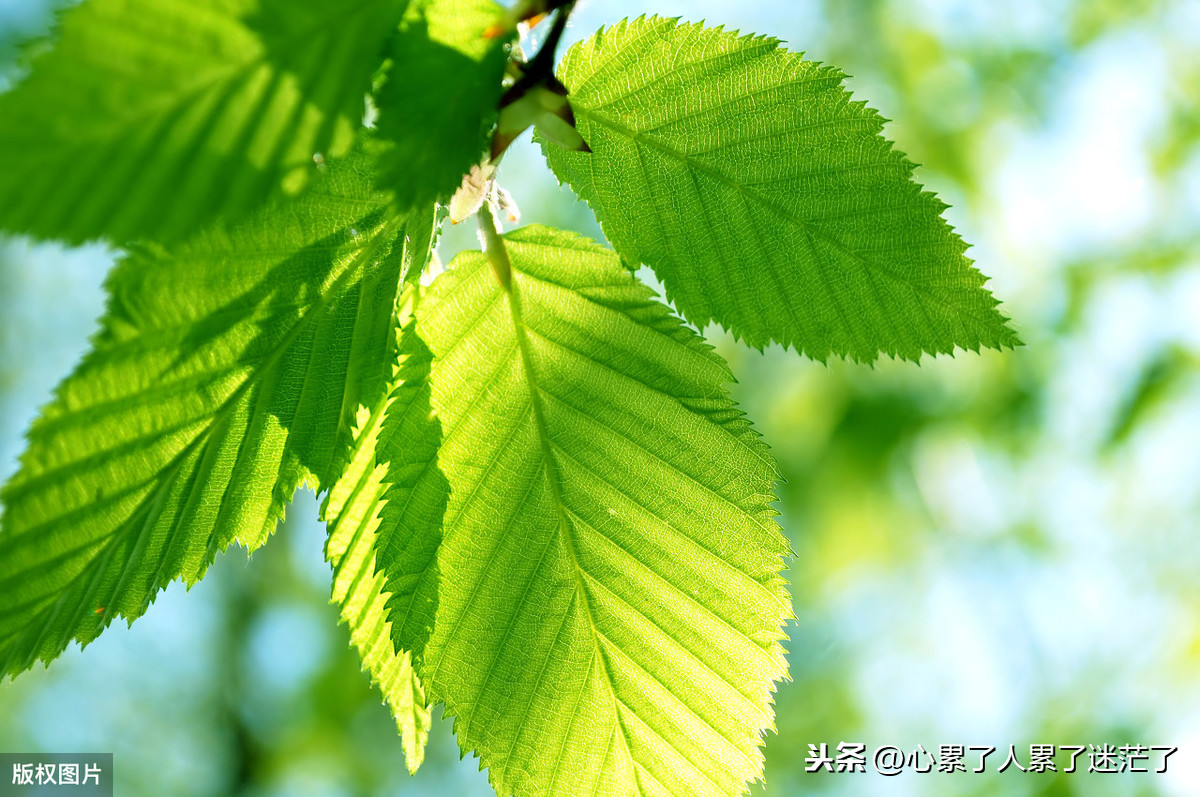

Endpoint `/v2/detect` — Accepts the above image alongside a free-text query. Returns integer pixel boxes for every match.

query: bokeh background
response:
[3,0,1200,794]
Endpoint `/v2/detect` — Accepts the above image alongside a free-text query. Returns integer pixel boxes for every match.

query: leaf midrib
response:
[503,267,762,794]
[501,269,647,795]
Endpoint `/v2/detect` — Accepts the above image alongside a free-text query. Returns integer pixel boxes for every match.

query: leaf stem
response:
[500,0,577,105]
[478,202,512,291]
[526,1,576,80]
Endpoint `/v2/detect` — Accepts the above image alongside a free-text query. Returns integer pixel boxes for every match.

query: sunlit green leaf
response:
[543,16,1020,362]
[375,225,792,795]
[321,217,437,775]
[0,0,407,244]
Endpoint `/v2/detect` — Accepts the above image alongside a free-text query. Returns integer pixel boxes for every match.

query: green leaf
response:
[542,16,1020,362]
[322,373,434,775]
[371,0,510,209]
[0,153,416,678]
[321,236,436,776]
[0,0,408,244]
[375,225,792,795]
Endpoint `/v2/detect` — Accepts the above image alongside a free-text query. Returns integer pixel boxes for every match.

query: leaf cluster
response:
[0,3,1017,794]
